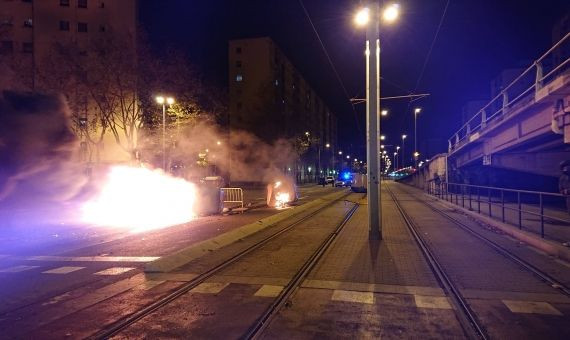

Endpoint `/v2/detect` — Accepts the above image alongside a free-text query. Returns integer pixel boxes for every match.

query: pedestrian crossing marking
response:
[414,295,452,309]
[0,265,40,273]
[26,256,159,263]
[190,282,229,294]
[503,300,563,315]
[94,267,135,276]
[331,290,374,304]
[254,285,283,297]
[43,266,85,274]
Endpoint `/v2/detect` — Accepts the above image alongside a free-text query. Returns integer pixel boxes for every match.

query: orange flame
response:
[81,165,196,233]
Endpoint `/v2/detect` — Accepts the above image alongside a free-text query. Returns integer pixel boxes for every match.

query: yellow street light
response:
[415,107,421,114]
[325,143,330,148]
[382,3,400,23]
[414,151,420,157]
[354,7,370,27]
[216,140,221,146]
[305,131,310,136]
[155,96,165,104]
[381,109,388,116]
[380,135,386,140]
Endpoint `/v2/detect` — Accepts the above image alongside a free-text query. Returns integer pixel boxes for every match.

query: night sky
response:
[139,0,570,160]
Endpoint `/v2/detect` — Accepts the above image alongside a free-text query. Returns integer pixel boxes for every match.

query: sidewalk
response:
[264,189,465,338]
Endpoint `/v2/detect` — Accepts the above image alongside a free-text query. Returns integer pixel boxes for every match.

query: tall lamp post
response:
[396,145,400,169]
[401,134,407,167]
[156,96,175,171]
[355,3,399,240]
[414,107,421,167]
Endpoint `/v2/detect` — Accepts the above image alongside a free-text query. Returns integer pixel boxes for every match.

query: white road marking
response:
[42,266,85,274]
[254,285,283,297]
[554,258,570,269]
[190,282,229,294]
[0,265,40,273]
[94,267,136,276]
[331,290,374,304]
[137,280,165,291]
[414,295,452,309]
[26,256,160,262]
[502,300,563,315]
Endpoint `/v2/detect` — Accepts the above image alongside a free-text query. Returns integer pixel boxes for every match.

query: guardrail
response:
[427,182,570,242]
[221,187,244,212]
[448,32,570,152]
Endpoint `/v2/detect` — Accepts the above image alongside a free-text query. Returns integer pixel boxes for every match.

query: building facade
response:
[0,0,138,163]
[228,37,338,182]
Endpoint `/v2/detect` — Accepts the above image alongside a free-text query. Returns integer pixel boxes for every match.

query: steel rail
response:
[89,191,354,340]
[385,184,488,340]
[245,201,360,339]
[398,184,570,297]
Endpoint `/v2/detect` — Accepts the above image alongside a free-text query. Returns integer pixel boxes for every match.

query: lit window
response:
[59,21,70,31]
[60,0,70,6]
[236,74,243,82]
[78,0,88,8]
[78,22,88,32]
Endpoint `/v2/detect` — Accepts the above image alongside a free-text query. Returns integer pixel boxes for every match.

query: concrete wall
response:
[400,153,447,190]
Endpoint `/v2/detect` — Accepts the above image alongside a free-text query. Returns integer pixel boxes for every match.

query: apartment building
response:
[228,37,338,181]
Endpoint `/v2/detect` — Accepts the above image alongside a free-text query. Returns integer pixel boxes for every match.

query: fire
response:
[81,165,197,233]
[275,192,291,209]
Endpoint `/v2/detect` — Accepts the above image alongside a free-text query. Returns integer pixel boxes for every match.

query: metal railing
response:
[448,32,570,152]
[221,187,244,212]
[427,182,570,241]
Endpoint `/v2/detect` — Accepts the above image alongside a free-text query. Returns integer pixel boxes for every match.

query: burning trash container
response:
[267,178,298,208]
[195,176,224,215]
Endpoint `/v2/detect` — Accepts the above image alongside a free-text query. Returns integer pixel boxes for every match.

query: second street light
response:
[156,95,175,171]
[401,134,407,167]
[355,2,399,241]
[414,107,421,167]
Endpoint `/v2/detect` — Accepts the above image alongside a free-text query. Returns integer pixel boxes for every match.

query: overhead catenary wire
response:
[298,0,362,134]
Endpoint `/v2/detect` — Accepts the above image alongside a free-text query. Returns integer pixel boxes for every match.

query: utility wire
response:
[412,0,450,93]
[298,0,362,134]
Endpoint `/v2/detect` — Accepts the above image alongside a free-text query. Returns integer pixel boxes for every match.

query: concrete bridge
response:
[444,32,570,188]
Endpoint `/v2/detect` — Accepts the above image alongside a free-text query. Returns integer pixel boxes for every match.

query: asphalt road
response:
[0,183,341,337]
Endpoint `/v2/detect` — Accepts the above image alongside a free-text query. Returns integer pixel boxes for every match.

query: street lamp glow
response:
[382,3,400,23]
[402,134,407,139]
[380,145,384,149]
[305,131,310,136]
[397,146,400,150]
[166,97,175,105]
[338,151,343,155]
[415,107,421,114]
[155,96,165,104]
[325,143,330,148]
[380,135,386,140]
[354,158,358,162]
[381,109,388,116]
[354,7,370,27]
[414,151,420,157]
[216,140,221,145]
[346,155,350,159]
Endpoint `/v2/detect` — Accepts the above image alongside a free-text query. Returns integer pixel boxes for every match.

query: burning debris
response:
[267,178,298,209]
[81,165,197,233]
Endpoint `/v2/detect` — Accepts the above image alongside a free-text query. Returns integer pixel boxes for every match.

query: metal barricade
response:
[221,188,244,212]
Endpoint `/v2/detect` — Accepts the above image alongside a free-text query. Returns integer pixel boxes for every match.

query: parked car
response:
[325,176,334,184]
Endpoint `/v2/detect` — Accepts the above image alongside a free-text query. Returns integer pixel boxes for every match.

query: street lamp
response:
[396,146,401,169]
[381,109,388,116]
[338,151,343,155]
[401,134,407,167]
[355,2,400,240]
[156,95,175,171]
[380,135,386,141]
[414,107,421,167]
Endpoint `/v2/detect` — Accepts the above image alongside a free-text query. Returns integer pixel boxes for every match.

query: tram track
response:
[386,182,570,340]
[90,191,359,339]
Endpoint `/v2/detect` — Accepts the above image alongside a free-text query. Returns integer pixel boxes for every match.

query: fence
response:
[427,182,570,242]
[448,32,570,152]
[221,187,244,212]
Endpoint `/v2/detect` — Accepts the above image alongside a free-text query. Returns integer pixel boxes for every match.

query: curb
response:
[145,189,349,273]
[426,192,570,263]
